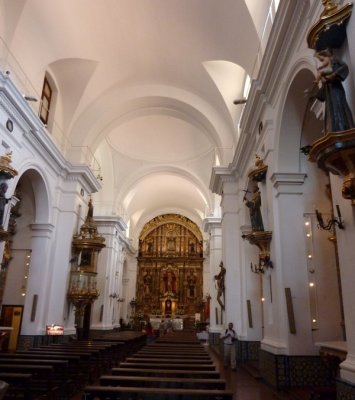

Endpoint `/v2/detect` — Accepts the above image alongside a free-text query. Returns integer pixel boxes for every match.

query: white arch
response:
[69,83,235,165]
[274,55,317,172]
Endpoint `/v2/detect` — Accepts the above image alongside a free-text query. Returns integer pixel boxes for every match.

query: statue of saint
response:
[314,48,354,133]
[244,185,264,231]
[0,182,10,228]
[143,271,152,295]
[187,269,197,297]
[163,271,176,293]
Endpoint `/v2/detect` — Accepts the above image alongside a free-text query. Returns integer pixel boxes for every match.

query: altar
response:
[150,317,184,331]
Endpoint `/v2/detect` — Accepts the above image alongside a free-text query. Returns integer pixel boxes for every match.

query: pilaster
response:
[92,216,128,331]
[202,216,222,332]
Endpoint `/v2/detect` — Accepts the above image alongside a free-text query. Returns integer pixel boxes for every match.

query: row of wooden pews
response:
[0,330,146,399]
[83,330,233,399]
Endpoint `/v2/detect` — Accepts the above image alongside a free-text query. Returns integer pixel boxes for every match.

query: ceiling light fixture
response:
[233,98,247,105]
[23,95,38,102]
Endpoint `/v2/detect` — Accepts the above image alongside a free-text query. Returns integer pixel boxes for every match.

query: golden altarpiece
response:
[135,214,204,322]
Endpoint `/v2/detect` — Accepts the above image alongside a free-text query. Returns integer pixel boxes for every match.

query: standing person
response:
[143,322,155,344]
[159,319,166,337]
[220,322,236,370]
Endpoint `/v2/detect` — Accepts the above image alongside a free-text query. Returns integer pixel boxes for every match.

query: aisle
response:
[207,346,307,400]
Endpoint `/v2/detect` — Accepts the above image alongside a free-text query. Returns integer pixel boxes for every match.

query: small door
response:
[0,305,23,351]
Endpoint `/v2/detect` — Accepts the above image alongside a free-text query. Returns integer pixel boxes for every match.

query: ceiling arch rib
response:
[68,83,236,166]
[121,166,212,212]
[116,167,213,232]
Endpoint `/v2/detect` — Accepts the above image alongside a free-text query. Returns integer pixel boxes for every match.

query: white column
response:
[263,172,313,355]
[329,175,355,384]
[21,223,55,335]
[221,180,242,332]
[93,217,128,331]
[202,216,222,332]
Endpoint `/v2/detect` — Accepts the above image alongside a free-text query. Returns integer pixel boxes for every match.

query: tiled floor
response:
[208,347,301,400]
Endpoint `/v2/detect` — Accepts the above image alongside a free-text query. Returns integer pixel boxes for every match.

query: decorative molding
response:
[29,223,55,238]
[210,166,237,195]
[95,216,128,233]
[202,216,222,234]
[271,172,307,196]
[140,213,203,241]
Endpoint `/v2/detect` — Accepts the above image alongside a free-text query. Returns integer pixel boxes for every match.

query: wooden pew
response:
[0,364,57,399]
[48,343,113,371]
[28,347,98,381]
[112,367,220,379]
[134,352,211,360]
[126,357,214,365]
[68,340,126,365]
[0,372,32,400]
[14,350,88,386]
[119,361,216,371]
[99,375,226,389]
[93,331,146,355]
[0,358,70,398]
[82,385,233,399]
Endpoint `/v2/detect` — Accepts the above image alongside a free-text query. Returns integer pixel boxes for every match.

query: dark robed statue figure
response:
[244,185,264,231]
[314,48,354,133]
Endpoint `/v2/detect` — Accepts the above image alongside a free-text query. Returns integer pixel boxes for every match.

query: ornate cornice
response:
[271,172,307,196]
[202,216,222,234]
[210,166,237,195]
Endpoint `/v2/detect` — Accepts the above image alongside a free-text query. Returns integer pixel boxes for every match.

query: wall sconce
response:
[243,231,273,274]
[23,95,38,102]
[250,256,273,274]
[315,205,344,231]
[109,293,124,302]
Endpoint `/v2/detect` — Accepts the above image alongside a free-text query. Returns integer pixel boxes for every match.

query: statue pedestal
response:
[309,127,355,201]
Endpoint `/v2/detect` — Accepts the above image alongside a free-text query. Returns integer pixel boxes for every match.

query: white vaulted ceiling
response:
[0,0,275,241]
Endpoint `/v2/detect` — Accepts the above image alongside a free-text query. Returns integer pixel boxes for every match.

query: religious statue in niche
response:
[313,48,355,133]
[188,241,195,253]
[165,299,172,315]
[143,270,152,296]
[0,182,10,229]
[166,238,176,251]
[162,270,176,293]
[147,241,153,253]
[78,249,91,267]
[244,184,264,231]
[186,269,197,298]
[214,261,226,310]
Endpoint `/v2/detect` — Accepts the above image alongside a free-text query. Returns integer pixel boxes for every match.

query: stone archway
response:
[0,168,50,342]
